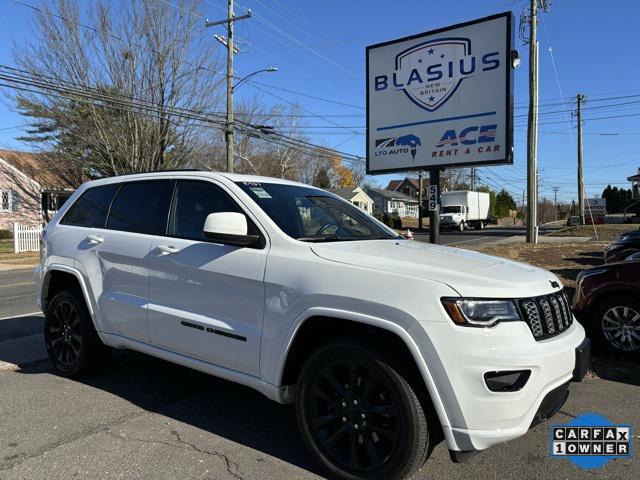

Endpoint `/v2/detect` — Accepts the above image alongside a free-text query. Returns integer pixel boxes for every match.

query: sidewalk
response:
[489,235,594,245]
[0,252,38,271]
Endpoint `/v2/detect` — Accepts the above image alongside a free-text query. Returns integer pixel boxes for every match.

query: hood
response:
[310,239,562,298]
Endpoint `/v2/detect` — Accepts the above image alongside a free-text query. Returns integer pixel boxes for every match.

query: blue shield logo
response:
[394,37,473,112]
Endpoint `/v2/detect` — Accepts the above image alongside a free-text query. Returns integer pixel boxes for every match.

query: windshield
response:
[236,181,398,242]
[441,206,462,214]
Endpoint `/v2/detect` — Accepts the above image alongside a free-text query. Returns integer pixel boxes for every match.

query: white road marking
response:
[0,282,34,288]
[0,311,42,322]
[445,236,491,246]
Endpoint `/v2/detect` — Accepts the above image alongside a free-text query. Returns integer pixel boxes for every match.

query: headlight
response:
[441,298,521,327]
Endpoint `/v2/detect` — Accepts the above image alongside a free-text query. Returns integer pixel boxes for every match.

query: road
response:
[0,269,38,319]
[416,225,561,246]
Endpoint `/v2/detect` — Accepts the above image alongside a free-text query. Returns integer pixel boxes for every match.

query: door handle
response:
[157,245,179,255]
[85,235,104,244]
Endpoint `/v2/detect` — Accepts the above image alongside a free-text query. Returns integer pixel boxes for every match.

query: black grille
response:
[518,290,573,340]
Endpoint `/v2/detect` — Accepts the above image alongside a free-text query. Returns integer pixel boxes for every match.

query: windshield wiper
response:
[298,234,399,242]
[297,234,342,242]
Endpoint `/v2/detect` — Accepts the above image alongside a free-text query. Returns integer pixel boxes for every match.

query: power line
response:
[0,66,364,164]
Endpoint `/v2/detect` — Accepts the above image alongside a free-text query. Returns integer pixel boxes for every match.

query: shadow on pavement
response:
[0,314,43,342]
[590,353,640,387]
[16,349,324,477]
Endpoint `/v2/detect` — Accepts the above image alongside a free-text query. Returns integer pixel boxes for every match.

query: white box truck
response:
[440,191,490,231]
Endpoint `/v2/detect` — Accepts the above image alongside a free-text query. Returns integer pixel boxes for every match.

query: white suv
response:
[36,171,589,479]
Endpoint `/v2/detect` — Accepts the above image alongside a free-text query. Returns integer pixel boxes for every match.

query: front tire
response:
[458,222,464,232]
[592,297,640,356]
[295,339,431,480]
[44,289,110,377]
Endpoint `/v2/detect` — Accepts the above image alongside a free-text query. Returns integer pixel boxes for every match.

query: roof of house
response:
[0,150,77,190]
[327,188,359,201]
[365,187,418,203]
[385,177,428,192]
[628,173,640,181]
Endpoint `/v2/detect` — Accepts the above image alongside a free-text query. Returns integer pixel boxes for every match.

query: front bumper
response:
[410,317,586,452]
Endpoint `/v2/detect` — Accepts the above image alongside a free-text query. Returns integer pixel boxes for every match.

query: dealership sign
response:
[366,12,514,174]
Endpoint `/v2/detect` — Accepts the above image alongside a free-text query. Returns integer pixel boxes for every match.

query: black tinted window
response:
[169,181,246,240]
[107,181,172,234]
[62,184,119,228]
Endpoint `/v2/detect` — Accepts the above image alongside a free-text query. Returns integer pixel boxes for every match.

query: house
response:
[365,187,419,218]
[385,177,429,199]
[327,187,374,214]
[0,150,77,231]
[629,167,640,199]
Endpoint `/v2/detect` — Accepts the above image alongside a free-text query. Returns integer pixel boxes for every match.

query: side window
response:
[107,181,172,235]
[62,184,119,228]
[169,181,252,241]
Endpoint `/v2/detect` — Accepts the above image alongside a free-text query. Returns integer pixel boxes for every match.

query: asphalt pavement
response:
[0,269,38,319]
[415,225,561,246]
[0,342,638,480]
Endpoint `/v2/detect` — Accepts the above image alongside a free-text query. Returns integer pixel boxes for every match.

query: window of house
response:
[0,190,11,212]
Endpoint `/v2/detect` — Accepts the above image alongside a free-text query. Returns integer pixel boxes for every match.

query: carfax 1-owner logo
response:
[549,412,633,469]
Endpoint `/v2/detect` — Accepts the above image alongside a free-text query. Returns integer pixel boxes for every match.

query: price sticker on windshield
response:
[428,185,438,211]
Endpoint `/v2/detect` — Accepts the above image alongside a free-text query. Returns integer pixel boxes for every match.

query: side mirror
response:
[202,212,261,247]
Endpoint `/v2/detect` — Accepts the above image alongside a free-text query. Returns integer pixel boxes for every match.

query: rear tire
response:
[295,339,432,480]
[592,296,640,356]
[44,289,110,377]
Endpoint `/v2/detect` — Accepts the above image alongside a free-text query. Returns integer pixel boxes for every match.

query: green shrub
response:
[392,216,402,229]
[0,229,12,240]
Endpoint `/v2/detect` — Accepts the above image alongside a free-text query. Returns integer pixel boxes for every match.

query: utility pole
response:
[552,186,560,221]
[526,0,539,243]
[470,167,477,190]
[577,93,585,224]
[205,1,252,173]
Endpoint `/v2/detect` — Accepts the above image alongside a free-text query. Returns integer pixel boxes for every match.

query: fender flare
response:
[41,264,101,330]
[276,307,454,436]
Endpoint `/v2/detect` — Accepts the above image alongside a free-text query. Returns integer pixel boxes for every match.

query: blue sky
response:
[1,0,639,203]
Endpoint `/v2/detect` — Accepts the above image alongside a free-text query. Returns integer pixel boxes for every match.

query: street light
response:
[234,67,277,91]
[226,67,277,173]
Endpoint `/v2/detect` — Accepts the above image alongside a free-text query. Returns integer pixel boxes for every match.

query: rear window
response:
[61,184,119,228]
[106,181,172,235]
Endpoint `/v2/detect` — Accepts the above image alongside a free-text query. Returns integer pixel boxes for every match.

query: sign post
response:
[428,171,440,244]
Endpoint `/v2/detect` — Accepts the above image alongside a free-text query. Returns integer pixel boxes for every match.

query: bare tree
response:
[11,0,224,177]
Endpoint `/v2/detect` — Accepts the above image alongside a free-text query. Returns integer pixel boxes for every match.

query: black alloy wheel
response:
[47,298,83,366]
[307,359,401,473]
[44,289,110,376]
[296,339,432,480]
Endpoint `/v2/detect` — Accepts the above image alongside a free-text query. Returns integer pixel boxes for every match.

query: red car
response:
[573,258,640,355]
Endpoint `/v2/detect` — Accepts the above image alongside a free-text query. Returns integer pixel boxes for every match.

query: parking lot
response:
[0,266,638,479]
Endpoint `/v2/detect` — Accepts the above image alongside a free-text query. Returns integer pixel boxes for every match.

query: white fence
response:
[13,222,42,253]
